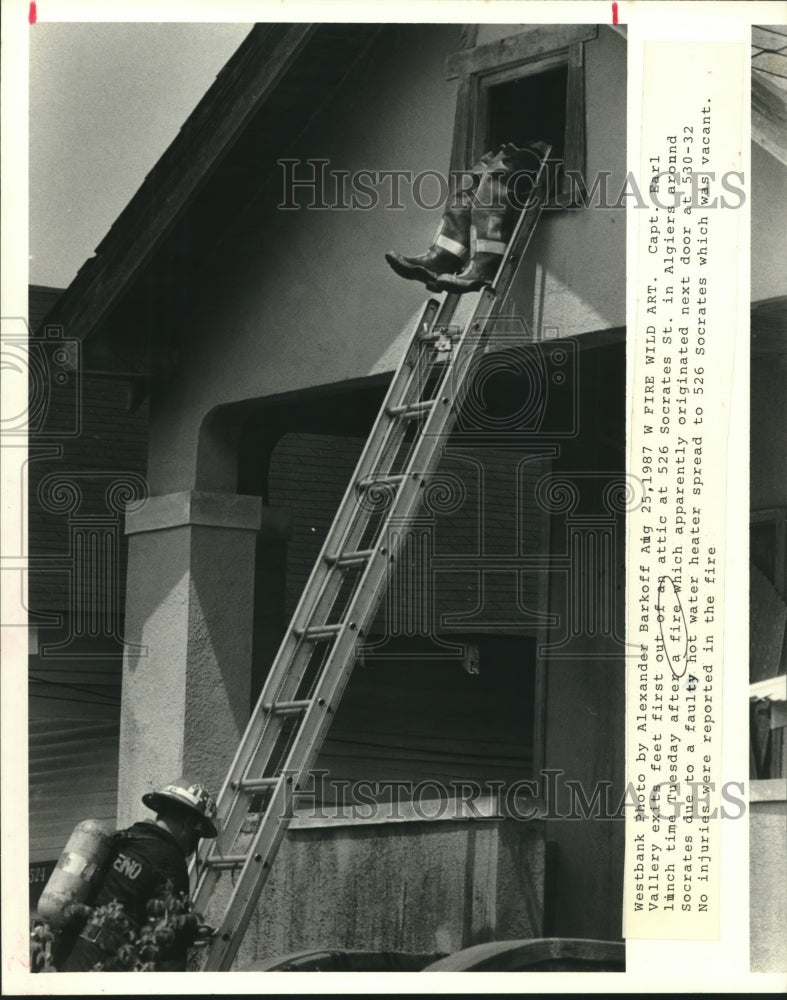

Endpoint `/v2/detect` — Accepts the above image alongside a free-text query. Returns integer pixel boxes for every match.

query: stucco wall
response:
[750,798,787,972]
[145,24,627,493]
[228,814,545,969]
[147,24,461,493]
[507,25,627,339]
[751,353,787,509]
[118,513,258,827]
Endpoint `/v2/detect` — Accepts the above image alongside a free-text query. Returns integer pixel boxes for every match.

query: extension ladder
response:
[192,145,552,970]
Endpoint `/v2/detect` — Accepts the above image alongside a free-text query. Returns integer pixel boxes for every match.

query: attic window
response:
[471,49,584,201]
[446,27,593,199]
[484,65,569,163]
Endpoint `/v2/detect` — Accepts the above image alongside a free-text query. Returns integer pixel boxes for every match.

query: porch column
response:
[117,491,262,826]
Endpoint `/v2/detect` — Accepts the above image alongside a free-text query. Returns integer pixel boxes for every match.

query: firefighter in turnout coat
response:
[57,776,217,972]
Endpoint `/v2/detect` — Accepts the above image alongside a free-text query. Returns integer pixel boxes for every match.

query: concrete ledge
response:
[232,806,546,965]
[286,793,508,831]
[237,795,547,832]
[125,490,267,535]
[750,778,787,804]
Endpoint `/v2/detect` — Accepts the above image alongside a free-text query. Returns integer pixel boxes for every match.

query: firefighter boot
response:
[435,142,548,294]
[385,152,494,290]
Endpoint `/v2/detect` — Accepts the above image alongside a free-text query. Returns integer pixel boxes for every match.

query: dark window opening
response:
[319,634,538,807]
[247,422,546,812]
[749,513,787,781]
[750,518,785,597]
[486,65,568,163]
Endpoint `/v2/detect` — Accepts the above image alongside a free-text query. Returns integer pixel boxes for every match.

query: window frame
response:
[446,26,595,199]
[471,52,572,166]
[750,506,787,598]
[749,506,787,784]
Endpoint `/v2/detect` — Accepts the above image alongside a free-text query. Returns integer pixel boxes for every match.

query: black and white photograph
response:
[1,0,784,993]
[748,22,787,975]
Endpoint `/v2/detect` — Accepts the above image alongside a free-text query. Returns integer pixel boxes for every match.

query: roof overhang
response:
[752,70,787,168]
[751,296,787,359]
[40,23,384,380]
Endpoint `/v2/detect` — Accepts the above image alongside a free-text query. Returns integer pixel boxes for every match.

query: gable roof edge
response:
[43,24,317,344]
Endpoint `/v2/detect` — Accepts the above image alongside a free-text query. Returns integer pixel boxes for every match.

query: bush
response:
[31,883,204,972]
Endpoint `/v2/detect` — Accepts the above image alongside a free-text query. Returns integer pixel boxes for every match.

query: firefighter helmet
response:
[142,776,218,838]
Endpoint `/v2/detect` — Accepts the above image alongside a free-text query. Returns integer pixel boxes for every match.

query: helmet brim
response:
[142,790,218,838]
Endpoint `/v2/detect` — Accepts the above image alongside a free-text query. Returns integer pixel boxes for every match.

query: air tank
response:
[37,819,115,928]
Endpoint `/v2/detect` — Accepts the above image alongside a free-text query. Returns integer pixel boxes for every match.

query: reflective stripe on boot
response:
[383,151,497,286]
[434,223,505,292]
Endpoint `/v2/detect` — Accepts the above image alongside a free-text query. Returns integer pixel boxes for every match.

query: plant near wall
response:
[30,883,205,972]
[30,922,58,972]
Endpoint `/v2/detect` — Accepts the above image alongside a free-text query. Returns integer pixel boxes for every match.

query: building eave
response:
[753,69,787,168]
[39,23,383,361]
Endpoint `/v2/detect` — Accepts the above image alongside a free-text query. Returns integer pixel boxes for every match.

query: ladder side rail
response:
[250,295,448,643]
[490,191,546,294]
[201,298,514,968]
[195,634,319,858]
[198,777,298,969]
[201,182,552,963]
[267,164,554,803]
[204,411,458,866]
[203,495,438,969]
[271,298,445,631]
[200,441,463,966]
[196,287,483,891]
[214,277,502,838]
[194,297,452,875]
[194,304,437,788]
[216,296,465,755]
[196,147,553,964]
[314,294,463,563]
[195,296,464,947]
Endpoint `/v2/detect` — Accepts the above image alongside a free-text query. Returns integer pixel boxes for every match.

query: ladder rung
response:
[356,473,406,491]
[232,776,280,792]
[205,854,248,871]
[293,623,342,641]
[263,699,311,716]
[386,400,435,419]
[324,548,375,568]
[193,145,553,973]
[420,327,460,343]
